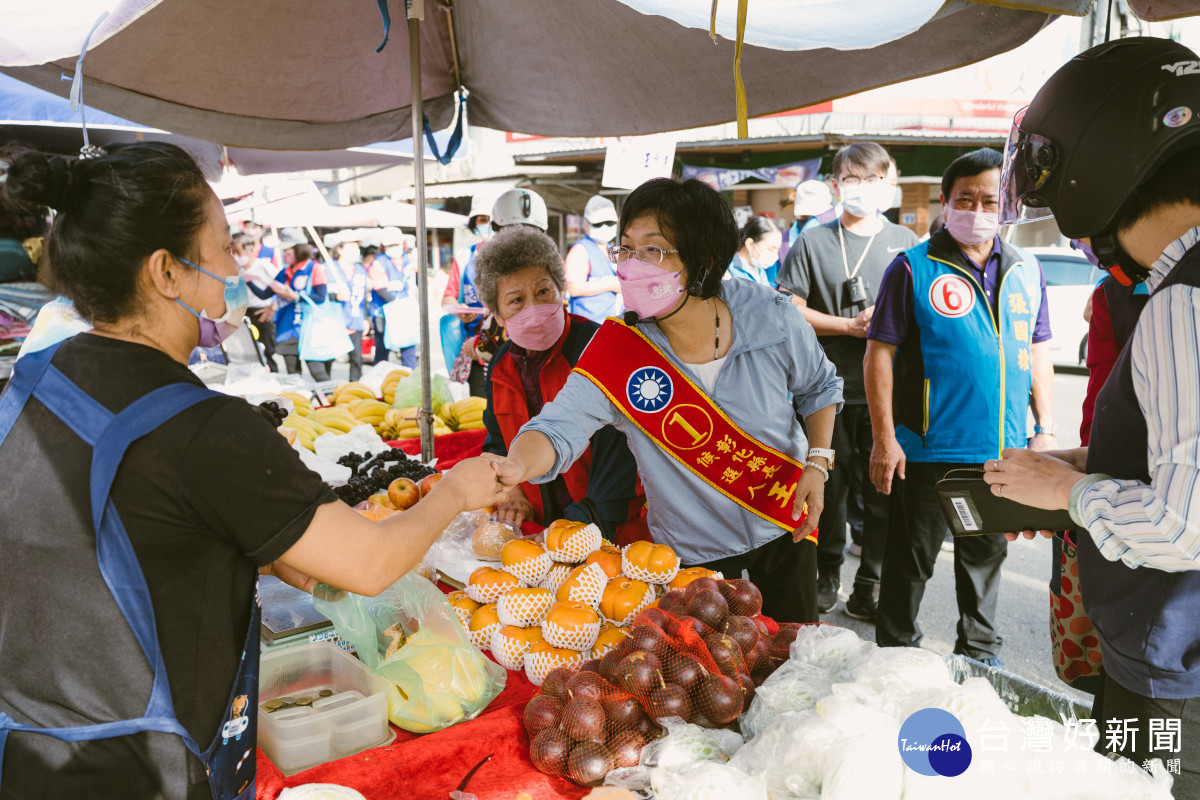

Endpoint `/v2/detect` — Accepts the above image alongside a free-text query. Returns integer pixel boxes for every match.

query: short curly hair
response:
[473,224,565,312]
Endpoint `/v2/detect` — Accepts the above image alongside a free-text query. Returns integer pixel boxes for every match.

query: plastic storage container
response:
[258,641,391,775]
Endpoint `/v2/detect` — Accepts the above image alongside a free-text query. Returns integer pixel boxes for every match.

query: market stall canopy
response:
[223,180,465,229]
[0,72,463,177]
[0,0,1160,149]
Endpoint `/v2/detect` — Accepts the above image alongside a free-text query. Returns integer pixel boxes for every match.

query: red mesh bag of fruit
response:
[523,576,808,788]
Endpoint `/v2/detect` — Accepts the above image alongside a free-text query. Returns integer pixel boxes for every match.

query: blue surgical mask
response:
[174,256,248,347]
[475,222,494,239]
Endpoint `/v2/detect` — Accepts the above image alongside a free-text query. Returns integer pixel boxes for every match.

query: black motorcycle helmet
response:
[1000,37,1200,284]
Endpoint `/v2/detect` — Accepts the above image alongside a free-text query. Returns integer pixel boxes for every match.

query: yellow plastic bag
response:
[313,574,506,733]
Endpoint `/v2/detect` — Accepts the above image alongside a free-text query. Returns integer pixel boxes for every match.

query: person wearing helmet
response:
[564,195,622,323]
[981,38,1200,787]
[490,187,549,232]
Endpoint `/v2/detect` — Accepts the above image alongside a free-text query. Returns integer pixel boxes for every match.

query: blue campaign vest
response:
[0,344,260,799]
[274,259,316,342]
[458,245,482,336]
[326,260,368,332]
[896,236,1042,463]
[1081,244,1200,699]
[369,253,407,316]
[726,253,771,286]
[567,237,620,322]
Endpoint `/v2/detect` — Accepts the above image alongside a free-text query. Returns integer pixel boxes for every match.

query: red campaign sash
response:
[574,319,815,542]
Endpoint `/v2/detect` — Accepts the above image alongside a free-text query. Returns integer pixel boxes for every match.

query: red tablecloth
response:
[388,428,487,470]
[255,656,587,800]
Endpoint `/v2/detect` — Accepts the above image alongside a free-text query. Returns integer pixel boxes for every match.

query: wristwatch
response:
[1033,424,1057,436]
[806,447,836,470]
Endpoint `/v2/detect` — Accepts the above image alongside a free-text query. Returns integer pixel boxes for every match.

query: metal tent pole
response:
[408,1,434,463]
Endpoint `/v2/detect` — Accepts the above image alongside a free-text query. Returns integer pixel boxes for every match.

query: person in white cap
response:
[369,227,417,367]
[564,195,622,323]
[778,180,835,270]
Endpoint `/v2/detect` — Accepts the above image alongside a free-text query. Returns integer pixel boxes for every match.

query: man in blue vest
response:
[865,148,1056,667]
[565,195,621,322]
[982,38,1200,790]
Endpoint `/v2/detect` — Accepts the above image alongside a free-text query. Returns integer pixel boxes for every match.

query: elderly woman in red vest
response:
[477,224,645,541]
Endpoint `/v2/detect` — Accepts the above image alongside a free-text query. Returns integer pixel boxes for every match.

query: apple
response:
[561,697,606,742]
[367,491,395,509]
[567,741,614,787]
[523,694,563,736]
[417,473,442,496]
[718,579,763,617]
[387,477,421,509]
[648,682,691,721]
[530,727,572,775]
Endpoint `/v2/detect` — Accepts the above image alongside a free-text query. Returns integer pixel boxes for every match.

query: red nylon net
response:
[524,576,809,787]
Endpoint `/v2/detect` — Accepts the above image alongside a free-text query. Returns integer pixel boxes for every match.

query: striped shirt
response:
[1078,227,1200,571]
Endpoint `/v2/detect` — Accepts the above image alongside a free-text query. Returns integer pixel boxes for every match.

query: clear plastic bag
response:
[313,574,506,734]
[391,372,453,412]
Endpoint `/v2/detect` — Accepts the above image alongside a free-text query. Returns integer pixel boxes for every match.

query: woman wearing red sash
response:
[490,178,844,623]
[474,225,647,543]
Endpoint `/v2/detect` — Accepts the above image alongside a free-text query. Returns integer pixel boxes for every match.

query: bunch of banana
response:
[280,414,322,450]
[380,367,413,406]
[380,407,454,439]
[280,391,313,417]
[332,382,377,405]
[347,398,391,434]
[309,405,359,434]
[451,396,487,431]
[380,407,420,440]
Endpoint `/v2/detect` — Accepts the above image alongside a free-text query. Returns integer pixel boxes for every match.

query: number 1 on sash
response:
[668,410,705,447]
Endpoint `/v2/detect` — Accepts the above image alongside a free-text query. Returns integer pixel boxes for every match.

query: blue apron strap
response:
[0,342,63,449]
[88,384,216,653]
[31,365,115,445]
[0,711,196,775]
[87,383,217,754]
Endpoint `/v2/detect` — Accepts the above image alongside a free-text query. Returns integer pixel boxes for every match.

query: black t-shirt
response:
[777,218,918,403]
[0,334,338,800]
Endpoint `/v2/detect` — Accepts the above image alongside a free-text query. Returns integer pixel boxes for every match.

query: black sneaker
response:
[817,574,840,614]
[844,590,877,622]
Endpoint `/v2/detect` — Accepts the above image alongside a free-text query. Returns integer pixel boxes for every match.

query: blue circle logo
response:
[626,367,673,414]
[898,708,972,777]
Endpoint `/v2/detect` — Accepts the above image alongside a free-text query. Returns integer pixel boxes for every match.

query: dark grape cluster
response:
[257,401,289,427]
[333,448,438,505]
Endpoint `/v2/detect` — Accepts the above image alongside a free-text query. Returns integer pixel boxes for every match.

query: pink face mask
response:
[943,207,999,246]
[504,302,565,351]
[617,258,685,319]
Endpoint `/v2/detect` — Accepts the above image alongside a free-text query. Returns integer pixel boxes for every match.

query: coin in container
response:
[263,699,283,711]
[319,689,333,698]
[296,696,314,706]
[280,696,297,706]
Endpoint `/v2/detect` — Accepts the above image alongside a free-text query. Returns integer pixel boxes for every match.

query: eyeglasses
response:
[607,244,680,265]
[837,175,886,187]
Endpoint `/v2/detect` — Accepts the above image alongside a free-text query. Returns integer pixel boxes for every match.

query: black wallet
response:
[935,468,1075,536]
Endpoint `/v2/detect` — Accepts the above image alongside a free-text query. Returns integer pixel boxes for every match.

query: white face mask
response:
[840,183,891,218]
[588,223,616,244]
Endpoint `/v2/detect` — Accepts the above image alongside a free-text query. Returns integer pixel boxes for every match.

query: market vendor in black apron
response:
[0,142,507,800]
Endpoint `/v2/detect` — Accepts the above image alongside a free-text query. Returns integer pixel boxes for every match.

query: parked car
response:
[1027,246,1105,368]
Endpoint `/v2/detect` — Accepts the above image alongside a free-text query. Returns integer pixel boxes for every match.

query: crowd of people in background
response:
[228,142,1060,672]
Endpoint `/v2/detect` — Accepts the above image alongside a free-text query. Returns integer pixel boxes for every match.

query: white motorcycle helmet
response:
[491,188,548,231]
